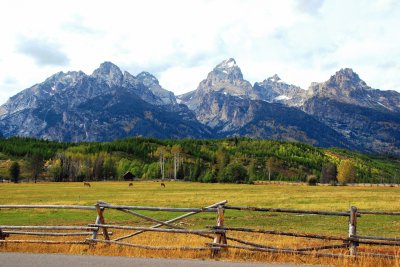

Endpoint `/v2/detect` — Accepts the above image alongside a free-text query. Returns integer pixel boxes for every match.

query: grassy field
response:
[0,181,400,233]
[0,181,399,266]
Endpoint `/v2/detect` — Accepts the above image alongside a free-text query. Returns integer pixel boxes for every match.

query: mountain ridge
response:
[1,59,399,154]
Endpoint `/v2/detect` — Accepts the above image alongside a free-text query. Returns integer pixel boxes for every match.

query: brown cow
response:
[161,183,166,188]
[128,183,133,187]
[83,182,91,187]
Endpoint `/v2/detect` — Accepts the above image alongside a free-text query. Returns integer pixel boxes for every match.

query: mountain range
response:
[0,58,399,155]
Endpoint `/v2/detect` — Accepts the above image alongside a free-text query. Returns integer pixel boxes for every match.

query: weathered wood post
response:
[90,203,110,245]
[348,206,358,256]
[211,205,227,257]
[0,228,9,247]
[95,203,110,241]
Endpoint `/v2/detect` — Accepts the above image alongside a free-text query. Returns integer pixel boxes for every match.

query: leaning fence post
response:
[90,210,101,246]
[90,203,110,243]
[95,203,110,241]
[348,206,358,256]
[211,205,227,257]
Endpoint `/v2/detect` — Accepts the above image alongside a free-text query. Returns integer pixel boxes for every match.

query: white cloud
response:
[17,37,70,66]
[0,0,399,104]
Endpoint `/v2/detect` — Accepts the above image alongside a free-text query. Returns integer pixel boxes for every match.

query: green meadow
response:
[0,181,399,237]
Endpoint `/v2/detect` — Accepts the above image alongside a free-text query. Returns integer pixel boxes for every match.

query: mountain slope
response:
[179,59,351,149]
[253,74,307,106]
[301,69,400,154]
[179,58,257,110]
[1,59,400,154]
[0,62,210,141]
[302,96,400,154]
[307,68,400,112]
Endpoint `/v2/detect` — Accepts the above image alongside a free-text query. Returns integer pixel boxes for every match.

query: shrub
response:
[307,175,318,186]
[218,162,248,183]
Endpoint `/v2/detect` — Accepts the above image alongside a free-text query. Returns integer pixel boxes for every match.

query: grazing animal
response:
[83,182,91,187]
[128,183,133,187]
[161,183,166,188]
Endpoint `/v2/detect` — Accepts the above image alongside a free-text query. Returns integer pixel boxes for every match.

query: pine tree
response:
[9,161,20,183]
[28,153,44,183]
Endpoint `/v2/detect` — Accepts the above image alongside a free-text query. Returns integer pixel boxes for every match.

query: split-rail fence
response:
[0,201,399,259]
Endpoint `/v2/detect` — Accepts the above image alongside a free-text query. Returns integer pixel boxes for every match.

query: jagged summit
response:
[136,71,176,106]
[336,68,359,78]
[267,74,282,82]
[211,58,243,81]
[253,74,306,106]
[327,68,367,89]
[92,61,123,87]
[136,71,160,85]
[215,58,237,69]
[1,59,400,154]
[44,71,86,85]
[0,61,205,141]
[310,68,366,96]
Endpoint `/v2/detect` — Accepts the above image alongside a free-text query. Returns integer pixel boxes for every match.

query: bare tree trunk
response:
[173,152,179,180]
[159,152,165,180]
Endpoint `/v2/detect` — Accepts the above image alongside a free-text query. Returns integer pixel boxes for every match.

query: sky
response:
[0,0,399,104]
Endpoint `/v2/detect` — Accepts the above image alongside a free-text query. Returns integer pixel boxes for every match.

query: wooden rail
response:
[224,205,351,216]
[97,204,217,212]
[0,205,95,210]
[2,231,111,237]
[0,226,98,230]
[89,224,222,235]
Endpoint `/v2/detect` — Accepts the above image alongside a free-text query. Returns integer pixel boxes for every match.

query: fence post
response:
[0,228,9,248]
[211,205,227,257]
[0,228,7,240]
[348,206,358,256]
[90,203,110,243]
[95,203,110,241]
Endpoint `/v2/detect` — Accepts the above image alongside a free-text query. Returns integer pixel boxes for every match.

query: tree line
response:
[0,137,398,184]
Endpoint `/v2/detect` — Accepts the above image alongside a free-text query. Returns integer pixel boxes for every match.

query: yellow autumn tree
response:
[337,159,356,184]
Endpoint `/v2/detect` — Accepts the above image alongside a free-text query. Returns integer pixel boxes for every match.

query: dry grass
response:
[1,231,399,267]
[1,181,400,266]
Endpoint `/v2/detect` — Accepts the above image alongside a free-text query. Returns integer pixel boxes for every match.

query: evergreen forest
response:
[0,137,399,184]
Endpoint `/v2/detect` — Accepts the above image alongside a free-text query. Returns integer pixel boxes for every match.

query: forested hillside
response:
[0,137,398,184]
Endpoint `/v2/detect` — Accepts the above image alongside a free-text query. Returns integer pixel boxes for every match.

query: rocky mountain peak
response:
[253,74,307,107]
[136,71,160,85]
[92,61,123,87]
[135,71,176,106]
[211,58,243,81]
[327,68,367,89]
[268,74,282,82]
[45,71,86,84]
[216,58,237,69]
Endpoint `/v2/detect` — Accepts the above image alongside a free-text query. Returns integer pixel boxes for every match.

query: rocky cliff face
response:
[253,74,307,106]
[307,68,400,112]
[301,68,400,154]
[1,60,399,154]
[136,72,177,105]
[178,59,352,149]
[179,58,256,111]
[0,62,210,141]
[302,97,400,154]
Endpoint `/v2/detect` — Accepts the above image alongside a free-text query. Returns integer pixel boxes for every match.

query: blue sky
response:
[0,0,399,104]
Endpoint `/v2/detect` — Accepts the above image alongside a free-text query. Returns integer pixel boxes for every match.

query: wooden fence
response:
[0,201,399,260]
